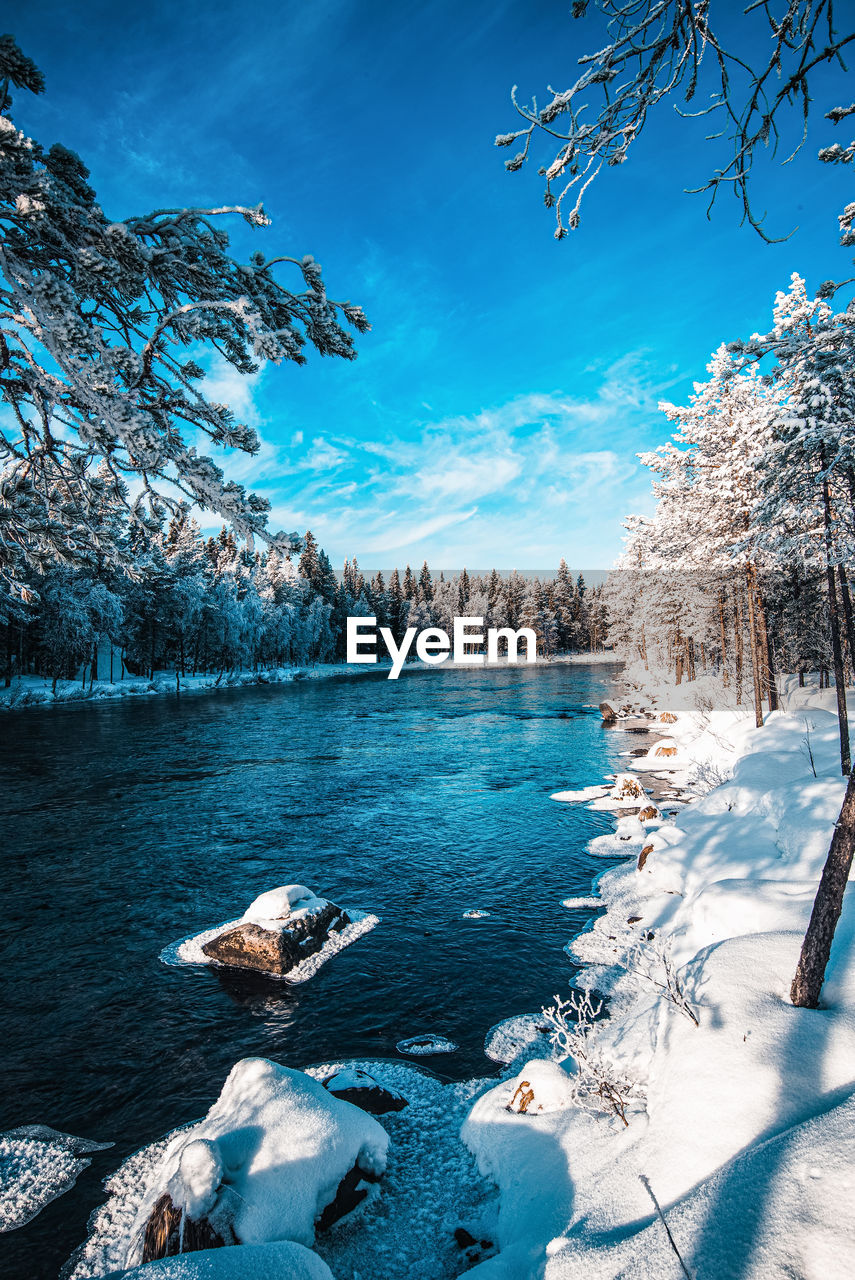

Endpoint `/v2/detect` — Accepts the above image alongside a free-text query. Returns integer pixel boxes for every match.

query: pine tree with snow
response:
[0,37,368,607]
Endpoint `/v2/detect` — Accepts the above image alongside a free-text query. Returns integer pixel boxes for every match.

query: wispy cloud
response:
[238,359,672,566]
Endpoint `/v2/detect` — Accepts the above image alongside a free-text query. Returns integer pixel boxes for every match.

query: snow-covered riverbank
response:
[462,672,855,1278]
[0,651,617,712]
[0,663,385,711]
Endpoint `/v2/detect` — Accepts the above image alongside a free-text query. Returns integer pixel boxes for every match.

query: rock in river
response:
[322,1068,408,1115]
[201,885,350,977]
[162,884,378,983]
[130,1059,389,1266]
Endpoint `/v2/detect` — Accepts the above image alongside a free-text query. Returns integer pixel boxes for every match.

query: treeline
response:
[1,518,607,688]
[607,274,855,771]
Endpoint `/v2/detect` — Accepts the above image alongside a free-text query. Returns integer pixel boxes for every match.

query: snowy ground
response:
[461,672,855,1278]
[0,664,387,711]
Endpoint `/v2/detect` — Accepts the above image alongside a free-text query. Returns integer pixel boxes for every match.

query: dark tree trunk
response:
[822,472,850,775]
[825,562,850,774]
[837,564,855,681]
[745,565,763,728]
[791,771,855,1007]
[735,589,744,706]
[719,590,729,686]
[754,583,778,712]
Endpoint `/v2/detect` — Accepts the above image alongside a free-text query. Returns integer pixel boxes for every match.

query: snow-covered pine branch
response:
[497,2,855,242]
[0,36,369,605]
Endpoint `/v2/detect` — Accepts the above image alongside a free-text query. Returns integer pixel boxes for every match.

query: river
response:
[1,660,625,1279]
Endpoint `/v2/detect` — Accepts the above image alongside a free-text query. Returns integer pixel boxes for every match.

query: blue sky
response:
[10,0,853,568]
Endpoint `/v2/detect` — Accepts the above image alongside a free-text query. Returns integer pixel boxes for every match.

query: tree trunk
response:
[719,590,729,687]
[735,589,743,706]
[825,561,850,774]
[754,583,778,712]
[837,564,855,681]
[822,473,851,775]
[745,566,763,728]
[791,771,855,1007]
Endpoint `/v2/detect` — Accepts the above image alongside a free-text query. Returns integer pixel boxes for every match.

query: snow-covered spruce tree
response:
[612,348,785,719]
[0,37,367,608]
[496,1,855,241]
[738,274,855,772]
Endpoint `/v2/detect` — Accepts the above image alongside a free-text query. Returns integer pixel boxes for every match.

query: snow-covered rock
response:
[200,886,348,976]
[81,1059,389,1271]
[0,1125,111,1232]
[69,1059,495,1280]
[504,1061,576,1116]
[321,1068,408,1115]
[161,885,378,982]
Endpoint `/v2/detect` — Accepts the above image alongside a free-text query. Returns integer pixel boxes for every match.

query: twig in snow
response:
[622,936,700,1026]
[639,1174,693,1280]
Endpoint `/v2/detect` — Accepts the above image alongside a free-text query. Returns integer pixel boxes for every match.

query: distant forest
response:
[1,518,608,687]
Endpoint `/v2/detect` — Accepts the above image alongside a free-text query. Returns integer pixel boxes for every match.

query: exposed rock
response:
[142,1192,232,1263]
[454,1225,497,1268]
[315,1160,382,1230]
[599,700,619,722]
[321,1068,408,1115]
[455,1227,478,1249]
[654,745,678,758]
[638,844,654,870]
[613,773,646,800]
[505,1059,575,1115]
[201,891,350,977]
[659,711,678,724]
[638,805,660,822]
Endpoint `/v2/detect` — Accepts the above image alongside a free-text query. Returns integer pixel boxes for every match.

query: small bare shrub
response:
[542,990,644,1126]
[685,759,732,797]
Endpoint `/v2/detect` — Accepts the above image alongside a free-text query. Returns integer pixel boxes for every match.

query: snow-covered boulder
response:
[163,884,379,983]
[321,1068,408,1115]
[505,1061,575,1116]
[200,886,350,977]
[129,1059,389,1267]
[612,774,646,800]
[0,1125,111,1231]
